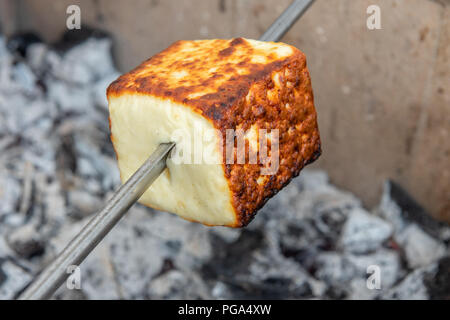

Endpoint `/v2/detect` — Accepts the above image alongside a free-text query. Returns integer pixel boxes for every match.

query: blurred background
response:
[0,0,448,300]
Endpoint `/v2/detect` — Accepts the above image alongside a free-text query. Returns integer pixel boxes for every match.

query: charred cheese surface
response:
[107,38,321,227]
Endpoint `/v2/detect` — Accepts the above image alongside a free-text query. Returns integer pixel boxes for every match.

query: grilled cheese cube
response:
[107,38,321,227]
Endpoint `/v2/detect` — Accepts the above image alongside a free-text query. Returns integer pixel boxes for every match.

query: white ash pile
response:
[0,30,120,299]
[0,32,449,300]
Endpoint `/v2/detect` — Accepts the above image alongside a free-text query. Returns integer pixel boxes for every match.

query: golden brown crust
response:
[107,38,321,227]
[223,57,321,227]
[108,38,293,116]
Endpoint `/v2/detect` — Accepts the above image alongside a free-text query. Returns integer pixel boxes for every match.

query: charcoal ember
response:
[55,127,79,176]
[0,258,32,299]
[220,268,316,299]
[381,265,436,300]
[297,175,361,219]
[312,253,356,288]
[55,27,110,52]
[397,224,446,269]
[230,276,313,299]
[26,43,49,76]
[277,220,324,270]
[38,177,65,223]
[246,253,323,299]
[323,285,349,299]
[147,270,211,299]
[311,207,348,256]
[424,256,450,300]
[53,287,87,300]
[202,229,265,281]
[0,136,17,155]
[6,32,42,58]
[52,37,115,85]
[377,180,450,241]
[26,46,63,87]
[202,228,322,299]
[346,249,403,288]
[340,207,393,254]
[6,224,45,258]
[312,205,347,237]
[276,181,351,264]
[148,212,213,271]
[257,170,360,224]
[252,169,360,273]
[376,181,406,232]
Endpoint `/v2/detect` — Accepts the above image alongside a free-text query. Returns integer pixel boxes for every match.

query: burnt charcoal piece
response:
[57,132,78,174]
[225,276,313,299]
[0,260,7,287]
[388,180,449,240]
[324,285,348,299]
[201,228,316,299]
[7,236,45,259]
[6,223,46,260]
[202,229,265,280]
[54,26,110,52]
[424,256,450,300]
[279,220,325,271]
[7,32,42,57]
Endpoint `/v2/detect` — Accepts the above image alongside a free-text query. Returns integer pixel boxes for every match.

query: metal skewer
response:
[18,0,315,300]
[260,0,314,42]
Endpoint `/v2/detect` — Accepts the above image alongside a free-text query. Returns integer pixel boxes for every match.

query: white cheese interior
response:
[108,94,236,226]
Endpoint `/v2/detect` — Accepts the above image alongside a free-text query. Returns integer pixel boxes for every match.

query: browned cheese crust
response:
[107,38,321,227]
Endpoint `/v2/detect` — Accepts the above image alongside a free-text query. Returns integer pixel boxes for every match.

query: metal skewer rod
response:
[260,0,314,42]
[18,0,315,300]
